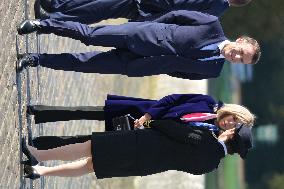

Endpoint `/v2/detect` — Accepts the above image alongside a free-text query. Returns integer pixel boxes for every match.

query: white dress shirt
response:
[199,40,230,61]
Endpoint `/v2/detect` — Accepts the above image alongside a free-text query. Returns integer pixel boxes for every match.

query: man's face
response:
[222,39,255,64]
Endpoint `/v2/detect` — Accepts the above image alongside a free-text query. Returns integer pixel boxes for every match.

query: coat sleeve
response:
[149,120,212,145]
[168,72,217,80]
[151,10,218,26]
[146,94,210,119]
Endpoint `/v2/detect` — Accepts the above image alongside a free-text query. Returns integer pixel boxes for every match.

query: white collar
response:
[226,0,231,6]
[218,40,230,53]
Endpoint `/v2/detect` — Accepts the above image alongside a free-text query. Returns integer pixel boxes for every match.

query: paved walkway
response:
[0,1,206,188]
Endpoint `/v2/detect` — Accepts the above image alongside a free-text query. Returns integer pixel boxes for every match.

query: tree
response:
[267,173,284,189]
[221,0,284,41]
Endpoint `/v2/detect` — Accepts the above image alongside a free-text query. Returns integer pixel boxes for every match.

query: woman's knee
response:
[85,157,94,172]
[82,140,92,157]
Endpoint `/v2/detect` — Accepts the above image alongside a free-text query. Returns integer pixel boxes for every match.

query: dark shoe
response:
[34,0,50,19]
[40,0,53,12]
[17,20,41,35]
[26,105,35,115]
[21,138,39,166]
[16,54,38,73]
[24,165,41,180]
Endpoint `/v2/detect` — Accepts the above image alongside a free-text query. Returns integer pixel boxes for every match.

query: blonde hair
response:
[216,104,255,127]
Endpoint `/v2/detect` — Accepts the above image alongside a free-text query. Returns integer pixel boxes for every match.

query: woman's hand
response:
[218,128,235,142]
[134,113,152,128]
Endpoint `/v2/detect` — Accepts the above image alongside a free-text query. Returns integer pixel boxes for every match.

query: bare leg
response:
[29,140,92,162]
[34,157,94,177]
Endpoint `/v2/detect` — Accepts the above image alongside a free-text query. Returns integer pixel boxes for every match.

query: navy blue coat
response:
[38,11,227,79]
[47,0,230,24]
[104,93,222,131]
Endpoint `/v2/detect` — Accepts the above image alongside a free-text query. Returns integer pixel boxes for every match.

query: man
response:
[17,11,261,80]
[36,0,252,24]
[23,120,253,179]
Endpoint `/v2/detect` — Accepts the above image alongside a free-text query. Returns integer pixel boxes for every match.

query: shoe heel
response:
[21,160,30,165]
[21,138,39,166]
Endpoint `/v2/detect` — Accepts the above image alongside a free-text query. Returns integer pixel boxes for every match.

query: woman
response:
[28,93,255,131]
[23,120,253,180]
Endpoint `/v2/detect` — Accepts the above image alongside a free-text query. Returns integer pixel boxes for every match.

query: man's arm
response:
[168,72,216,80]
[151,10,218,25]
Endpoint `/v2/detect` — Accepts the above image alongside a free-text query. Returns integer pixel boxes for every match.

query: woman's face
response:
[217,115,238,130]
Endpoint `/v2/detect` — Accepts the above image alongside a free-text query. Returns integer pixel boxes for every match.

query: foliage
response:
[234,1,284,189]
[267,173,284,189]
[221,0,284,41]
[242,40,284,125]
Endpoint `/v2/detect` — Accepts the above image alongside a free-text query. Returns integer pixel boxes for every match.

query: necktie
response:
[189,48,221,60]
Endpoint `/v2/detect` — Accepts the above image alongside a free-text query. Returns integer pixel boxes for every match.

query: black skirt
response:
[91,130,140,179]
[91,129,193,179]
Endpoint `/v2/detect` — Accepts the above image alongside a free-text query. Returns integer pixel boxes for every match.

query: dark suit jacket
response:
[137,0,230,19]
[104,93,222,130]
[136,120,225,176]
[97,11,227,79]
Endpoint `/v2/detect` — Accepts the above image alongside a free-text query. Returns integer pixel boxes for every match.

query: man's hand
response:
[134,113,152,128]
[218,128,235,142]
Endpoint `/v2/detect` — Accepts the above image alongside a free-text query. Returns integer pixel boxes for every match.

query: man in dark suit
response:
[17,11,261,80]
[36,0,252,24]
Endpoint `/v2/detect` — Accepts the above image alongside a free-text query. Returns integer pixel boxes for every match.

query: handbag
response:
[112,114,135,131]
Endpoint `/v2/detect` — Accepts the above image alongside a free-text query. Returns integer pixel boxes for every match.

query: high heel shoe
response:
[21,138,39,166]
[24,165,41,180]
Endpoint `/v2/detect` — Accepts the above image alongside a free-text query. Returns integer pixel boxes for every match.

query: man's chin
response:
[225,57,234,63]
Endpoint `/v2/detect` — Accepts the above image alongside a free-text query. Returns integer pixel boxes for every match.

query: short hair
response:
[229,0,252,7]
[217,104,256,128]
[239,36,261,64]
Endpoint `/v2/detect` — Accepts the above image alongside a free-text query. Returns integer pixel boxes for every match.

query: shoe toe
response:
[17,21,31,35]
[17,22,27,35]
[24,165,41,180]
